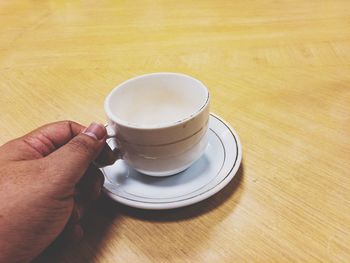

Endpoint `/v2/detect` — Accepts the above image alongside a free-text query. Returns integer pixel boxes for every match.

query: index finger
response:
[0,121,86,160]
[24,120,86,148]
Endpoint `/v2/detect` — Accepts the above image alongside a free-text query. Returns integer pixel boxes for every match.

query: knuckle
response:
[62,120,77,127]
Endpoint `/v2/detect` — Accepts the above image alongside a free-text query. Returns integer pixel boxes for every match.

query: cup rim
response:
[104,72,210,130]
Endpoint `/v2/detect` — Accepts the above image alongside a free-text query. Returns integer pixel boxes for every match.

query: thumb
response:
[46,123,107,183]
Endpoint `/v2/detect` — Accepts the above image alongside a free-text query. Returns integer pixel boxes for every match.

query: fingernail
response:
[83,122,106,140]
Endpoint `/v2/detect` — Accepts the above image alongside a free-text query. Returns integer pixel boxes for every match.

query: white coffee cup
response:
[104,72,210,176]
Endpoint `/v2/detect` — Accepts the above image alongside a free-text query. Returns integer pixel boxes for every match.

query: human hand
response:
[0,121,114,263]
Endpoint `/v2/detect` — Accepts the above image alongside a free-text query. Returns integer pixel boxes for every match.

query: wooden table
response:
[1,0,349,262]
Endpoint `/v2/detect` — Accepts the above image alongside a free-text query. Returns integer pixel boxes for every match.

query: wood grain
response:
[0,0,349,262]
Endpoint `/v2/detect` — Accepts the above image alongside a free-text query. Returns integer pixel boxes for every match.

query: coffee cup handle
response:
[106,128,117,139]
[93,126,121,168]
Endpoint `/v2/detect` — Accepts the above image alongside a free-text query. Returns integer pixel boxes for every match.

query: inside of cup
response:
[106,73,209,128]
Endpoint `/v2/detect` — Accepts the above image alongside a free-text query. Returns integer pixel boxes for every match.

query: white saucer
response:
[101,113,242,210]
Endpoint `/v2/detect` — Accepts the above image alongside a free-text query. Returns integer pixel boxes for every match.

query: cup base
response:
[135,161,195,177]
